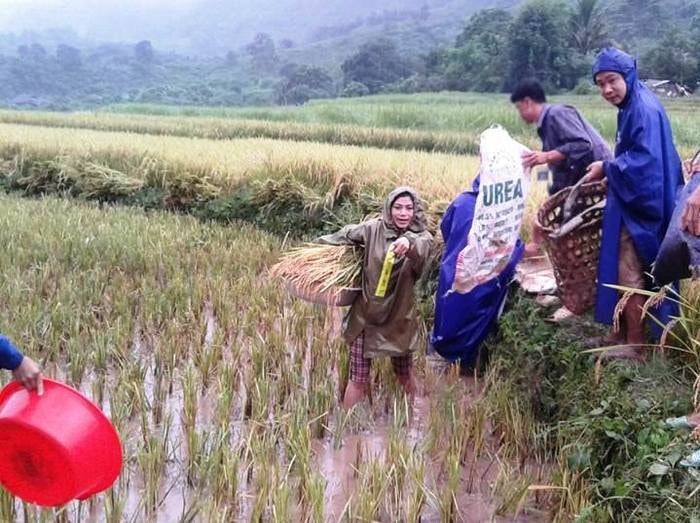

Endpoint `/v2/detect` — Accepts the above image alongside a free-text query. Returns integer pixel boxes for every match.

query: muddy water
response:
[312,367,551,522]
[6,301,551,522]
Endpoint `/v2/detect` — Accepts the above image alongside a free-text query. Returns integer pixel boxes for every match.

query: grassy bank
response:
[484,292,700,521]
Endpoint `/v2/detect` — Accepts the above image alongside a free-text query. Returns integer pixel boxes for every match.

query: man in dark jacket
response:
[511,79,612,257]
[511,78,612,196]
[0,334,43,393]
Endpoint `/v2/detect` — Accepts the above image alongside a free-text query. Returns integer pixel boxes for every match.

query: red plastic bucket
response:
[0,378,122,506]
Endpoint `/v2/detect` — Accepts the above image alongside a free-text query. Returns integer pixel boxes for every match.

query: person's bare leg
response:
[689,412,700,427]
[398,371,418,396]
[588,320,624,348]
[624,294,646,358]
[606,318,626,344]
[603,295,646,361]
[343,381,368,410]
[345,334,370,409]
[393,356,418,397]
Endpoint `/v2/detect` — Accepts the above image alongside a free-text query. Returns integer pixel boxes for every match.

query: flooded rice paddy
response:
[0,194,555,521]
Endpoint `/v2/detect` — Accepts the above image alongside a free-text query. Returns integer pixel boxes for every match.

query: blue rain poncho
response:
[0,335,24,370]
[430,178,523,366]
[592,48,683,328]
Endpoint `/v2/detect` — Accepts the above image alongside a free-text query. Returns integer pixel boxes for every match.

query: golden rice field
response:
[0,123,479,202]
[0,110,483,156]
[14,93,700,157]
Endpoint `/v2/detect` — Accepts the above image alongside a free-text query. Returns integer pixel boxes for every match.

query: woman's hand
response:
[390,237,410,256]
[682,185,700,236]
[13,356,43,395]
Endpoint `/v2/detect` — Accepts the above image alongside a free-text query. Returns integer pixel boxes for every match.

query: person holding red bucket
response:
[0,334,42,394]
[0,333,121,507]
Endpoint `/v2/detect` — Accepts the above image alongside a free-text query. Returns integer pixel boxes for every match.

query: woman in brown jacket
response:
[318,187,433,409]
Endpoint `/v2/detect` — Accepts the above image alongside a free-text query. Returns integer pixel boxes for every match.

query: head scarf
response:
[381,186,427,233]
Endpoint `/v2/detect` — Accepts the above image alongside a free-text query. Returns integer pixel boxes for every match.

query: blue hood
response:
[592,47,637,107]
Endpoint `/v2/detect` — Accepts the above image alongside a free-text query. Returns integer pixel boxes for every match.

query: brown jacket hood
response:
[381,186,427,234]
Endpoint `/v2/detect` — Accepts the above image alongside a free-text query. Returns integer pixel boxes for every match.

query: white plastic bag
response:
[452,126,530,293]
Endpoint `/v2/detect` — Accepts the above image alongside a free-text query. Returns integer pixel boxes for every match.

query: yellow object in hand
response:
[375,250,396,298]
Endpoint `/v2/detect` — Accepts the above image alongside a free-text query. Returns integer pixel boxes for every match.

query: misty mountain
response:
[0,0,517,57]
[0,0,697,110]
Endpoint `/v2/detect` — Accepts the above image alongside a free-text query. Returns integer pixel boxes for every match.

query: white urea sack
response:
[452,126,530,293]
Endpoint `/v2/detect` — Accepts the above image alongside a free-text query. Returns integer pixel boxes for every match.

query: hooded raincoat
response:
[317,187,433,358]
[592,48,683,327]
[430,177,523,366]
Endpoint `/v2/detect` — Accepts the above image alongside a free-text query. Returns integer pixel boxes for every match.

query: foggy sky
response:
[0,0,469,56]
[0,0,198,41]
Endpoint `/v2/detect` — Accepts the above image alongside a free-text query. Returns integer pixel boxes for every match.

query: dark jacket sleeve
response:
[549,106,595,170]
[0,335,24,370]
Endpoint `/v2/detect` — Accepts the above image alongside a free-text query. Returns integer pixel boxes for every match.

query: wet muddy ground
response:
[7,297,554,522]
[312,371,550,522]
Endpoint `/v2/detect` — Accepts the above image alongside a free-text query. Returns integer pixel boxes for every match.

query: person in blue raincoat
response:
[430,177,524,367]
[583,47,683,360]
[0,334,43,393]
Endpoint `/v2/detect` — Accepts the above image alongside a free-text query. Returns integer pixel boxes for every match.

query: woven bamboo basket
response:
[536,181,607,314]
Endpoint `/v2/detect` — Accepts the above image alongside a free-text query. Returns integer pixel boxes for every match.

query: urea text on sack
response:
[481,179,524,206]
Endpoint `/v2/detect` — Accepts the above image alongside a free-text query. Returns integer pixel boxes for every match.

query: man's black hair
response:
[510,78,547,104]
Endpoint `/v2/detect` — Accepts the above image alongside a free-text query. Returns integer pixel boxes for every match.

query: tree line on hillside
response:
[343,0,700,97]
[0,0,698,109]
[280,0,700,103]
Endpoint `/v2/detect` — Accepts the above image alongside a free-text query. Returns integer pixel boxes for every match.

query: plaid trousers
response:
[349,332,412,384]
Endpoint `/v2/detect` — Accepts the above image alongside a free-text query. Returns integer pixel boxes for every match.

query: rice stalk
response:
[493,463,532,518]
[270,244,362,298]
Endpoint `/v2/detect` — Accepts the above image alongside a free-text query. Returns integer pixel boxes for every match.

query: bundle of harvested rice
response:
[72,161,145,198]
[270,244,363,305]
